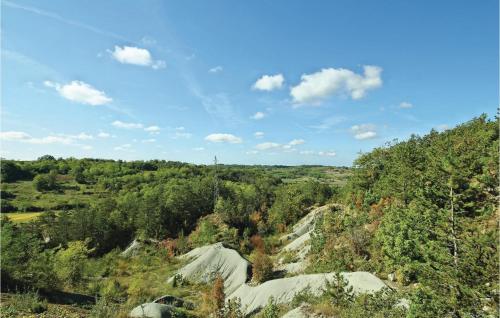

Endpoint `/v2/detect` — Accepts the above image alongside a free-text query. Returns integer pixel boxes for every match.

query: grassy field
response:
[3,212,44,222]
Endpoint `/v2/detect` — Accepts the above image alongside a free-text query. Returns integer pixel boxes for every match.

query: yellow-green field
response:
[3,212,43,222]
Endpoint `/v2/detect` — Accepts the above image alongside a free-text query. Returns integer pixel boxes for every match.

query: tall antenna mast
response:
[213,155,219,204]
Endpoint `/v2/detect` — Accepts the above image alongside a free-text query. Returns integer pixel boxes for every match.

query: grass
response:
[3,212,43,222]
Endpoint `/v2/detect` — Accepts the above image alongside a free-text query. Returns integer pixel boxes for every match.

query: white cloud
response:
[141,138,156,143]
[0,131,95,145]
[171,132,192,139]
[114,143,132,151]
[98,132,111,138]
[351,124,377,140]
[255,142,281,150]
[109,45,165,69]
[82,145,93,150]
[318,151,336,157]
[209,66,223,73]
[246,150,259,155]
[0,131,31,141]
[112,120,143,129]
[289,139,305,146]
[251,112,266,120]
[44,80,112,105]
[193,147,205,151]
[399,101,413,109]
[144,125,160,132]
[253,74,284,91]
[300,150,315,155]
[290,65,382,104]
[71,132,93,140]
[254,131,264,138]
[205,133,242,144]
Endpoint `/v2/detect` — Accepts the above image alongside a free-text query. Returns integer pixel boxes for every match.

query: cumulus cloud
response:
[290,65,382,104]
[44,80,112,105]
[205,133,242,144]
[253,74,284,91]
[399,101,413,109]
[109,45,165,69]
[251,112,266,120]
[351,124,377,140]
[209,66,223,73]
[254,131,264,138]
[112,120,143,129]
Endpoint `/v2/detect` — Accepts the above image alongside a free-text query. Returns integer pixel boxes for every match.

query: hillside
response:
[0,115,498,318]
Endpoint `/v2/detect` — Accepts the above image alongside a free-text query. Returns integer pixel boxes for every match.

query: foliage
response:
[33,170,59,191]
[250,250,274,283]
[1,291,48,315]
[262,296,279,318]
[55,239,92,287]
[323,273,354,307]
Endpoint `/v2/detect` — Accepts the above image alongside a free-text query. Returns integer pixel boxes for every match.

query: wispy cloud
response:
[111,120,143,129]
[209,66,223,73]
[251,111,266,120]
[3,0,130,42]
[205,133,242,144]
[399,101,413,109]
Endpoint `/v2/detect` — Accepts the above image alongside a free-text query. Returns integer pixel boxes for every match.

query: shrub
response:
[324,273,354,307]
[6,291,48,314]
[55,240,91,287]
[251,250,273,283]
[262,296,279,318]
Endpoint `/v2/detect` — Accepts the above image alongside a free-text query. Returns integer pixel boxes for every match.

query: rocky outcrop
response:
[228,272,387,315]
[130,303,176,318]
[168,242,250,294]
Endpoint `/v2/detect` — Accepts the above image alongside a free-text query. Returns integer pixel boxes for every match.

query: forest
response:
[0,115,498,318]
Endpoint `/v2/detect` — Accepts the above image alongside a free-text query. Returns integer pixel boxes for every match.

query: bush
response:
[251,250,273,283]
[5,291,48,314]
[33,171,59,192]
[262,296,279,318]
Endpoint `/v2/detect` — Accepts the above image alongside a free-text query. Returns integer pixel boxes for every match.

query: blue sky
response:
[1,0,498,165]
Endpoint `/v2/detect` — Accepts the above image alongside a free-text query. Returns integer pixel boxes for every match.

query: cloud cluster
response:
[351,124,377,140]
[0,130,93,149]
[205,133,242,144]
[255,139,305,151]
[109,46,165,69]
[253,74,284,91]
[290,65,382,104]
[44,80,112,105]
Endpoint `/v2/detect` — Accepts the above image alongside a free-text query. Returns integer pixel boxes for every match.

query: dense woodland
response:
[0,115,498,317]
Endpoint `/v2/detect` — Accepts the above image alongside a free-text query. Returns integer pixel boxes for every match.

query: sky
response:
[1,0,498,166]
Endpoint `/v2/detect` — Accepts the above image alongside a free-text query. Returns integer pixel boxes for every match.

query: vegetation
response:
[0,115,497,317]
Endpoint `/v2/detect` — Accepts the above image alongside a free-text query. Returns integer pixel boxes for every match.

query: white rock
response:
[229,272,387,315]
[168,242,250,294]
[130,303,175,318]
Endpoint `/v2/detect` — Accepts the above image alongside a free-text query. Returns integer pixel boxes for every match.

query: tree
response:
[324,273,354,307]
[33,170,59,191]
[55,240,92,287]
